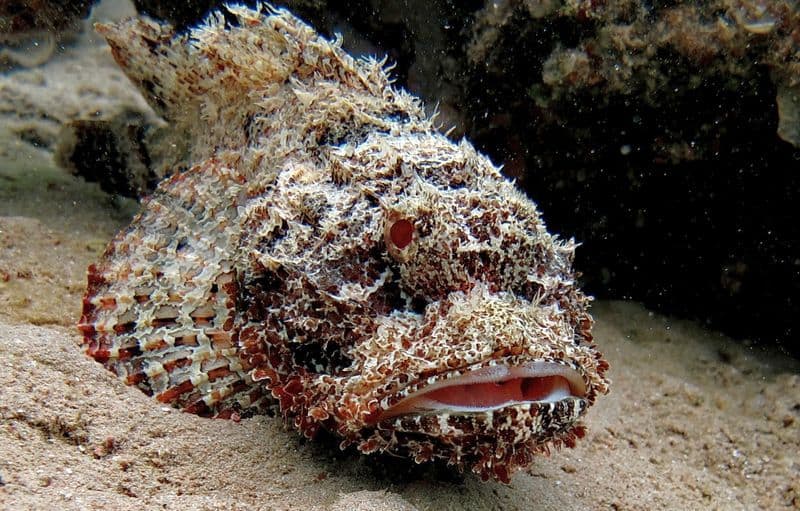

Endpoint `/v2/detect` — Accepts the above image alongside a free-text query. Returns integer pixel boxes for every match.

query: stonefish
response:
[80,4,609,483]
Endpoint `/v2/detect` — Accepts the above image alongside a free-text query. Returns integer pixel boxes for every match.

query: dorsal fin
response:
[95,4,427,169]
[96,5,359,119]
[95,15,189,123]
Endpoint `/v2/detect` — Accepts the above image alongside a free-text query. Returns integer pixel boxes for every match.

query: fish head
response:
[240,131,609,482]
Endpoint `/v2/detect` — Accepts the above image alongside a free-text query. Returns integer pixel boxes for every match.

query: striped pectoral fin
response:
[80,265,268,418]
[118,328,258,418]
[77,153,257,417]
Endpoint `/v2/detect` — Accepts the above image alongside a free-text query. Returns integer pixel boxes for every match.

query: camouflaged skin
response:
[79,4,610,483]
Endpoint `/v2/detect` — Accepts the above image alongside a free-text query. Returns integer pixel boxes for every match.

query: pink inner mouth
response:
[379,361,586,420]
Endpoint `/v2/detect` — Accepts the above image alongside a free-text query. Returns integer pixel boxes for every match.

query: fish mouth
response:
[377,360,587,420]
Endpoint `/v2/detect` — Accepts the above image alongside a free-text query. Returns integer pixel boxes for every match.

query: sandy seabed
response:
[1,156,799,511]
[1,7,799,510]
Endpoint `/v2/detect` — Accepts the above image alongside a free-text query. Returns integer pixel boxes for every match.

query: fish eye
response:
[388,218,414,249]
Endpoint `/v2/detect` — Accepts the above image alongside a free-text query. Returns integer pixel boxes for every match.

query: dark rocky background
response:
[14,0,800,357]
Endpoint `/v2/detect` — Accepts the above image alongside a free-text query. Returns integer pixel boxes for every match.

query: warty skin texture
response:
[79,4,610,483]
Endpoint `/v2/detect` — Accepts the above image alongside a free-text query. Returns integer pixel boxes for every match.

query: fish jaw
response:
[373,398,589,483]
[334,356,594,483]
[295,285,610,482]
[359,358,592,482]
[375,359,587,419]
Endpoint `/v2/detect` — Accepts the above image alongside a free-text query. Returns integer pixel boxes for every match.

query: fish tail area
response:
[78,160,271,418]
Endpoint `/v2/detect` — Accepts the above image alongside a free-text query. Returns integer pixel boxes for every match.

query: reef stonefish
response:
[79,4,609,483]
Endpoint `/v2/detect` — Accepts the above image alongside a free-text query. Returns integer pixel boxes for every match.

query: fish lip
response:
[373,357,588,422]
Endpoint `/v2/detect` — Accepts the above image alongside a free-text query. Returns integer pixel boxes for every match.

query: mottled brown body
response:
[80,4,609,482]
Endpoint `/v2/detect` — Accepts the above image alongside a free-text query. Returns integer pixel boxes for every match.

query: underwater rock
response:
[0,0,95,34]
[79,4,609,483]
[54,110,158,199]
[464,0,800,354]
[468,1,800,145]
[0,0,96,68]
[776,82,800,147]
[0,0,156,173]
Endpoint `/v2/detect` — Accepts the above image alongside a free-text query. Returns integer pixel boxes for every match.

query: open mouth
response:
[378,361,586,420]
